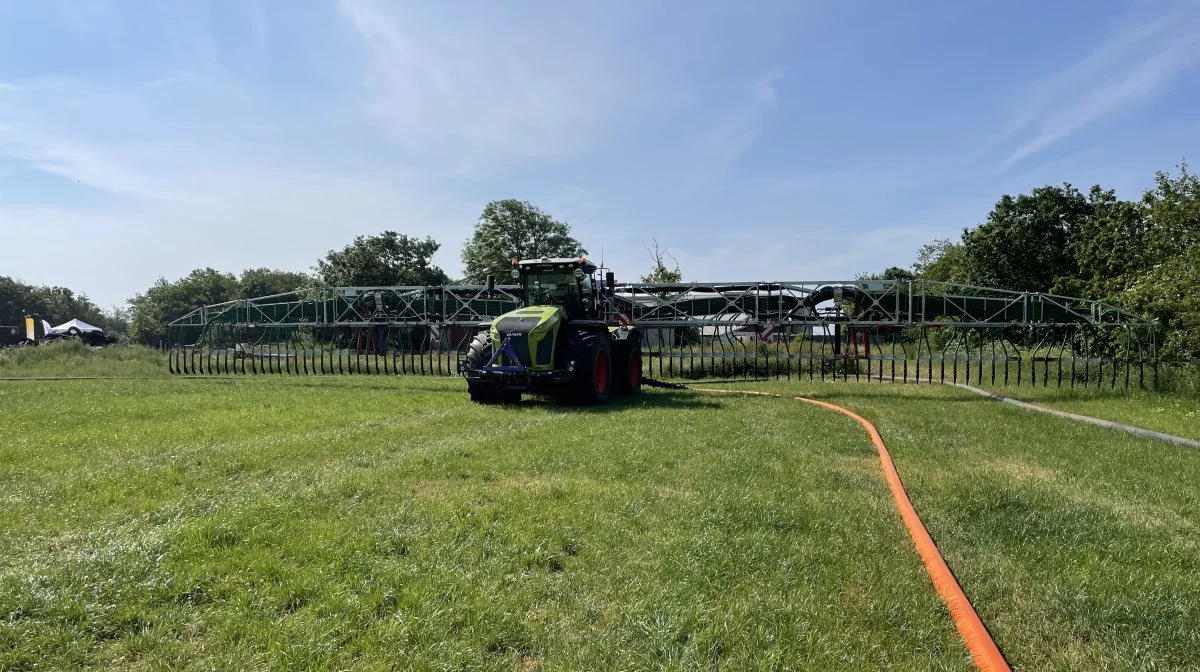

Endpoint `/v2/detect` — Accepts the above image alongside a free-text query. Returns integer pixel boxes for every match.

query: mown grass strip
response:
[955,383,1200,449]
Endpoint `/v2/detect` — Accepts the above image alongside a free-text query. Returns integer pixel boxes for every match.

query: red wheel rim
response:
[594,349,609,393]
[630,353,641,387]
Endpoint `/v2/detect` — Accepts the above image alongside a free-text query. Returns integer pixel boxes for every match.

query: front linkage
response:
[460,334,576,391]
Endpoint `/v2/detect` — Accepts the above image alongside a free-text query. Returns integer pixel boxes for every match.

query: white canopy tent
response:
[45,319,104,336]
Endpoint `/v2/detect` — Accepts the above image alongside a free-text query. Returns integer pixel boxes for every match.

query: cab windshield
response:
[524,272,579,307]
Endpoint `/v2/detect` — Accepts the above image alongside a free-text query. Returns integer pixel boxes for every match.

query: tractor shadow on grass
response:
[217,378,467,395]
[537,390,725,414]
[230,377,725,411]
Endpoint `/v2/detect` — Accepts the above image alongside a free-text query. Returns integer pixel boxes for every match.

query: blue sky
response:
[2,0,1199,309]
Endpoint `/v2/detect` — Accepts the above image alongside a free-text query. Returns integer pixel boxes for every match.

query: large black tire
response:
[465,330,502,404]
[465,330,521,404]
[613,337,642,397]
[561,330,612,405]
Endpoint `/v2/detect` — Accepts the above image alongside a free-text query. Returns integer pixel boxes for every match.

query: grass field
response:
[750,381,1200,669]
[2,374,1199,669]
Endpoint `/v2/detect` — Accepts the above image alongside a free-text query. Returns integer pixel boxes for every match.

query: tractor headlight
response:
[528,321,551,340]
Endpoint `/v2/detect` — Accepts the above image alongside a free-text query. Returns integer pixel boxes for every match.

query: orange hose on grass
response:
[694,389,1011,672]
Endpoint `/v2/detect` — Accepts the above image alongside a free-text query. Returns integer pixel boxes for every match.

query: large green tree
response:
[0,277,42,326]
[126,267,317,345]
[31,286,104,326]
[1124,243,1200,361]
[460,200,587,284]
[912,238,968,283]
[897,162,1200,366]
[316,232,448,287]
[1063,186,1150,299]
[237,268,312,298]
[0,276,104,327]
[857,266,915,282]
[128,268,240,345]
[1141,162,1200,265]
[962,184,1091,293]
[1119,163,1200,361]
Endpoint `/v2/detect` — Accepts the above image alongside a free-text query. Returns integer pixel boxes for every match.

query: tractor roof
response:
[515,257,597,273]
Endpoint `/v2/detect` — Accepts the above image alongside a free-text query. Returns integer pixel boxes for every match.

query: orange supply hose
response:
[695,389,1011,672]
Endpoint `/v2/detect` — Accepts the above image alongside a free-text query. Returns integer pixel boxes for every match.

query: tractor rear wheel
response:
[465,330,503,404]
[614,340,642,396]
[563,330,612,405]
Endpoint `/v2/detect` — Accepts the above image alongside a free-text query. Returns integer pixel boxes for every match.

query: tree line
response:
[125,199,594,344]
[862,162,1199,362]
[7,165,1197,361]
[0,278,129,335]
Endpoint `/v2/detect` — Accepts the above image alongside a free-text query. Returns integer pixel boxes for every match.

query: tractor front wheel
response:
[465,330,506,404]
[563,330,612,405]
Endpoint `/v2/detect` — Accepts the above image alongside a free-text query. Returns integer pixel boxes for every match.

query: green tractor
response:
[461,257,642,404]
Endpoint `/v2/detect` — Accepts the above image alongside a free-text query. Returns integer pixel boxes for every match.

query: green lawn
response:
[0,377,966,671]
[2,376,1198,670]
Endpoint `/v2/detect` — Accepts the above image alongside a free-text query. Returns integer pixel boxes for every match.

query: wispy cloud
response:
[663,66,787,197]
[752,66,787,103]
[146,70,195,89]
[0,79,178,198]
[335,0,660,164]
[0,127,167,199]
[997,9,1200,172]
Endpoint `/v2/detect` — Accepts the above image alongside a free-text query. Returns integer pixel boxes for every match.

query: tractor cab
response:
[512,257,598,321]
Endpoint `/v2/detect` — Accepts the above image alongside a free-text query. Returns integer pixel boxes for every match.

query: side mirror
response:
[485,274,495,294]
[606,271,615,290]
